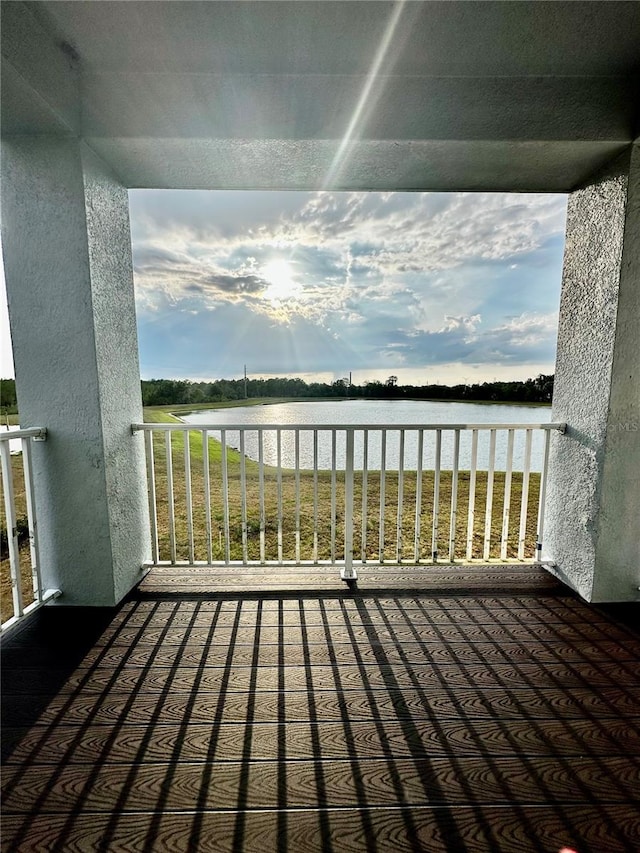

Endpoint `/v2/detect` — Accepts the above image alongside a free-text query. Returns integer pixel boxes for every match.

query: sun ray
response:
[323,0,407,189]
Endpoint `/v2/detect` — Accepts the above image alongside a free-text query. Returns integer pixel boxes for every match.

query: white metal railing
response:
[133,421,565,579]
[0,427,60,632]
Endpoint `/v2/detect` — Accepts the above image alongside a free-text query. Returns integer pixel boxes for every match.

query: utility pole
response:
[244,364,248,399]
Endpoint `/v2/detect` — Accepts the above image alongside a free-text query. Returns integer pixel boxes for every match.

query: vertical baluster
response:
[203,430,213,563]
[396,429,405,562]
[330,429,337,563]
[21,438,42,602]
[259,429,266,563]
[1,440,23,618]
[466,429,478,560]
[535,429,552,563]
[448,429,461,561]
[240,431,248,564]
[342,429,356,580]
[500,429,515,560]
[295,429,301,563]
[184,431,194,564]
[165,431,176,564]
[431,429,442,562]
[313,430,319,563]
[361,429,369,563]
[518,430,532,559]
[221,429,230,564]
[277,429,283,564]
[483,429,497,560]
[414,429,424,562]
[145,430,159,564]
[379,429,387,562]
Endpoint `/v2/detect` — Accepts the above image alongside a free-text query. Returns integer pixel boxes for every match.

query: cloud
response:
[386,311,559,370]
[128,189,566,380]
[202,273,266,295]
[482,312,559,350]
[439,314,482,335]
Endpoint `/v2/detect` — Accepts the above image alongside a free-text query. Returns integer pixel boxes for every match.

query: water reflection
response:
[182,399,552,472]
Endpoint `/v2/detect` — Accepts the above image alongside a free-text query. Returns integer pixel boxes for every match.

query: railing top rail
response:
[0,426,47,441]
[132,421,566,433]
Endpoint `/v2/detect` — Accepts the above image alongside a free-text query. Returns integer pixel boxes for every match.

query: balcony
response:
[1,2,639,849]
[3,566,640,851]
[2,421,640,851]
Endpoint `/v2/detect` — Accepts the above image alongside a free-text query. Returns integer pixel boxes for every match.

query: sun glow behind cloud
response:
[261,258,303,303]
[127,189,567,383]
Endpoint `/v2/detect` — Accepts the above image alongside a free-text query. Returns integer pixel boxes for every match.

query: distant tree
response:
[331,378,350,397]
[362,380,384,398]
[533,373,554,402]
[0,378,17,410]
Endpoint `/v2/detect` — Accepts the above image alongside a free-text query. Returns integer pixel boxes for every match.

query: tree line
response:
[141,373,554,406]
[0,374,554,414]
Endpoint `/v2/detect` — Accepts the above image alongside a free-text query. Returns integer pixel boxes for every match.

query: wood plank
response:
[65,655,640,691]
[75,638,640,667]
[90,613,640,646]
[4,717,640,766]
[3,757,639,813]
[3,806,639,853]
[138,564,564,596]
[6,686,640,728]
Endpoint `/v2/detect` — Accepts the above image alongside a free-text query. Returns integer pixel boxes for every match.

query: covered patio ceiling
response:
[3,0,640,191]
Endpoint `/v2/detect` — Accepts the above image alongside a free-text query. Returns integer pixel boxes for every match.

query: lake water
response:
[181,399,553,472]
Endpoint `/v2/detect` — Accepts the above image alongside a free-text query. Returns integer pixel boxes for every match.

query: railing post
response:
[164,431,176,565]
[203,429,213,563]
[431,429,442,562]
[144,429,159,565]
[258,429,266,564]
[184,430,195,564]
[448,429,461,561]
[220,430,230,564]
[341,428,357,582]
[21,437,43,603]
[535,428,552,563]
[1,439,24,619]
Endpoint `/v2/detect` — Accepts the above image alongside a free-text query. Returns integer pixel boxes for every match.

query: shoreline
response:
[152,396,552,420]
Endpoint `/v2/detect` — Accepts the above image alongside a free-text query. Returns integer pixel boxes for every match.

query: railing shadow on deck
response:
[2,580,640,851]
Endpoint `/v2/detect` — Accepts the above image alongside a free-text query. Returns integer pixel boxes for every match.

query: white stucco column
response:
[545,144,640,603]
[1,138,150,606]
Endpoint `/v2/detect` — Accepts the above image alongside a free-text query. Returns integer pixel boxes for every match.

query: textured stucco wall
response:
[81,145,151,602]
[546,148,640,602]
[1,138,150,605]
[593,144,640,600]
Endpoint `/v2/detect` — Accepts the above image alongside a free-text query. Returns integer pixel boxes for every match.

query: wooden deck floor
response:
[2,566,640,851]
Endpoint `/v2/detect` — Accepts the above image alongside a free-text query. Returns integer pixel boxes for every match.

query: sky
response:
[1,190,568,385]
